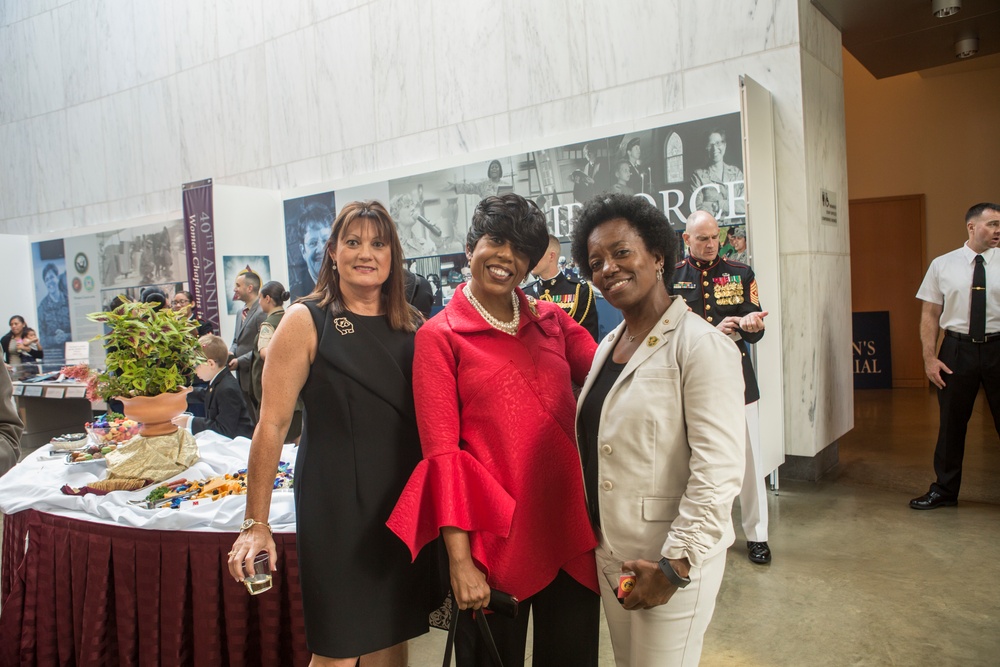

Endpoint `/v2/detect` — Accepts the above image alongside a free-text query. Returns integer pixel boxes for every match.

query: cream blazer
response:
[576,296,746,567]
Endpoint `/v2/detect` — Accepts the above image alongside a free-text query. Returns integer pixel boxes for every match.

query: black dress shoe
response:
[747,541,771,564]
[909,490,957,510]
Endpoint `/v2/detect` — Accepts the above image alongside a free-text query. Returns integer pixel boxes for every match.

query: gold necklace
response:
[466,289,520,335]
[625,322,653,343]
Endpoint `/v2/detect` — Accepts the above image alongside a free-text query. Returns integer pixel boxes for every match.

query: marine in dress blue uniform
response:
[527,271,599,342]
[527,234,600,342]
[672,256,763,403]
[673,210,771,565]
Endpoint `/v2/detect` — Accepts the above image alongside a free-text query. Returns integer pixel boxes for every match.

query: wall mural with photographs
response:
[28,220,190,369]
[281,111,748,311]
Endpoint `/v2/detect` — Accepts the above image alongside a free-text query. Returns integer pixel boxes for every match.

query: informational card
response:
[65,386,87,399]
[64,341,91,366]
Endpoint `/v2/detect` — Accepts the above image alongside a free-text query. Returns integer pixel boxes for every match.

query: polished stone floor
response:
[409,387,1000,666]
[3,388,998,665]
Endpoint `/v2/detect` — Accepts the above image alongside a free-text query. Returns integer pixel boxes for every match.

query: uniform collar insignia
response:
[689,256,721,271]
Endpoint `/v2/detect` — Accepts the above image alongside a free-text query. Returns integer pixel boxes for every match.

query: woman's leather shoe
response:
[909,490,957,510]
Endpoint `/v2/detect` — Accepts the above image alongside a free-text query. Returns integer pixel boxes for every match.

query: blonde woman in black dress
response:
[229,201,429,666]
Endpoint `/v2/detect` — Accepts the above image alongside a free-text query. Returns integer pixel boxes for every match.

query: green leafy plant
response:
[86,299,206,400]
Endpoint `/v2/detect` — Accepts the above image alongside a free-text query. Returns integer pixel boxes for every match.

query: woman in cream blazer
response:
[571,194,746,667]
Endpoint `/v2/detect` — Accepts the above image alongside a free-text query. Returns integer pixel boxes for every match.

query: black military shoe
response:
[909,490,957,510]
[747,541,771,564]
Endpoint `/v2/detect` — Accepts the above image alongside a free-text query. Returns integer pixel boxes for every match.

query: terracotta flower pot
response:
[117,387,193,437]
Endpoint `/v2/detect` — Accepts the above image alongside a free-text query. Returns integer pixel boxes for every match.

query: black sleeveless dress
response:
[295,303,429,658]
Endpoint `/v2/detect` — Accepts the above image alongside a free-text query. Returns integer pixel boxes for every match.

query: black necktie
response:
[970,254,986,340]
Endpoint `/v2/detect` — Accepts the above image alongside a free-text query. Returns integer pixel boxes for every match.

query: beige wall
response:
[844,50,1000,264]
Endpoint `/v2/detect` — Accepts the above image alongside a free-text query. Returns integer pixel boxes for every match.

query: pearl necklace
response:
[466,289,520,336]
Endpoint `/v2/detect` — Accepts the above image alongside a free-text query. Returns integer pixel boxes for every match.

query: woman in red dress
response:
[388,194,600,666]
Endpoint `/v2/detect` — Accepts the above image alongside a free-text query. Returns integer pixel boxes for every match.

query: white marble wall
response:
[0,0,853,458]
[784,0,853,456]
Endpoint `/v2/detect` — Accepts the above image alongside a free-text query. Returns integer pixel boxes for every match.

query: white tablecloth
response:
[0,431,297,533]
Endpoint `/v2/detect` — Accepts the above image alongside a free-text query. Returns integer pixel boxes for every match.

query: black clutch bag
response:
[441,589,519,667]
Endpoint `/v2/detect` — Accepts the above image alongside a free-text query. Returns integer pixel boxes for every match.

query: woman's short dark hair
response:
[570,194,678,286]
[42,263,58,281]
[260,281,290,306]
[304,200,418,333]
[466,194,549,270]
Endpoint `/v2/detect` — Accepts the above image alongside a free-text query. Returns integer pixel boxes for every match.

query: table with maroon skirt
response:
[0,434,310,666]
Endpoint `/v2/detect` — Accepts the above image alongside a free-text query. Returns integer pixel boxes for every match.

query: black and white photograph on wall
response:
[222,256,272,315]
[610,133,653,196]
[569,140,611,204]
[450,158,517,201]
[283,191,336,301]
[605,113,746,232]
[687,125,746,221]
[387,166,479,259]
[31,239,71,364]
[97,221,187,289]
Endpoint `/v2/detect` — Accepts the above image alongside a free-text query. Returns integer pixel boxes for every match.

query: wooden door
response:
[849,195,926,387]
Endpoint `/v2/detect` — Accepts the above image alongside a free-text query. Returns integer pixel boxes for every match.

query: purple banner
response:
[182,179,220,334]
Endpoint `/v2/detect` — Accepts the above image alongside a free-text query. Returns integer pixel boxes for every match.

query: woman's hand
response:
[227,525,277,582]
[620,558,684,610]
[449,558,491,611]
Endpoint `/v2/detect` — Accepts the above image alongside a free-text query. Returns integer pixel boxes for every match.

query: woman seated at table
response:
[570,194,745,667]
[388,193,601,666]
[228,201,429,667]
[2,316,43,371]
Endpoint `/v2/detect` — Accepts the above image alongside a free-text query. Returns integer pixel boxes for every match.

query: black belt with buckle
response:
[945,330,1000,344]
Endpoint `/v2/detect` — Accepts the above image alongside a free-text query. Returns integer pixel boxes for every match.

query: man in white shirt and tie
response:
[910,203,1000,509]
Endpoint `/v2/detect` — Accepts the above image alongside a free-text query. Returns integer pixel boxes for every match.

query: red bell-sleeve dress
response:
[387,284,600,600]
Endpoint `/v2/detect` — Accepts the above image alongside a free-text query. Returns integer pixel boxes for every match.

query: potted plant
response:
[87,299,205,437]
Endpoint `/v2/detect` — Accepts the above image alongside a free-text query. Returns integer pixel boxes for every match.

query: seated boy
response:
[175,334,254,440]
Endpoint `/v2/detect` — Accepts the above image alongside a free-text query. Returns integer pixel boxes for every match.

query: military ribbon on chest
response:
[713,274,744,306]
[540,288,578,313]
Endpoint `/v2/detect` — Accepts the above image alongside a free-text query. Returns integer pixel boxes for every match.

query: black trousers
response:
[455,569,600,667]
[931,335,1000,497]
